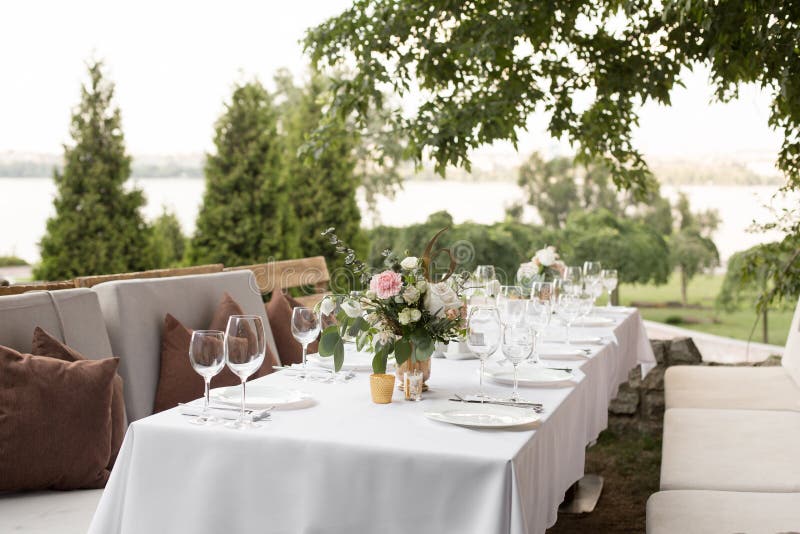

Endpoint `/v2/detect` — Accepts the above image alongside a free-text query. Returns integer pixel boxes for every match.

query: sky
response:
[0,0,785,172]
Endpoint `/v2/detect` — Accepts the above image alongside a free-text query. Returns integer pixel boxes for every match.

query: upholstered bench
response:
[664,296,800,411]
[646,490,800,533]
[0,289,115,533]
[92,270,280,422]
[660,408,800,492]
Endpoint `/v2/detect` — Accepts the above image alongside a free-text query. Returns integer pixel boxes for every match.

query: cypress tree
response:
[277,71,366,277]
[189,81,297,266]
[35,60,151,280]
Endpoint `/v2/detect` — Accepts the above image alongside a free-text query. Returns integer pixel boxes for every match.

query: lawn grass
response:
[618,273,793,346]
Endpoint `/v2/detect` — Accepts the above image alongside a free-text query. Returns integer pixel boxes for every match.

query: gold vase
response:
[395,358,431,391]
[369,373,396,404]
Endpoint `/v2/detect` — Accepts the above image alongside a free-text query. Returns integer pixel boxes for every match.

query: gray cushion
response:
[0,489,103,533]
[647,490,800,534]
[0,289,113,360]
[665,365,800,411]
[93,270,279,422]
[661,408,800,492]
[782,296,800,388]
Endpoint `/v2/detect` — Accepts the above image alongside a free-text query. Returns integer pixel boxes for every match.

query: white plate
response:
[543,336,603,345]
[211,384,312,409]
[535,345,589,360]
[571,316,615,327]
[307,349,393,372]
[483,365,575,387]
[595,306,635,314]
[424,400,540,428]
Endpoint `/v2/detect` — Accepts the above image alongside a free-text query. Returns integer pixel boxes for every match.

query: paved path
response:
[644,320,783,364]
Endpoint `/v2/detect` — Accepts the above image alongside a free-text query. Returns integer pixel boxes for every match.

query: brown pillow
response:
[31,327,126,469]
[0,345,119,491]
[266,289,320,365]
[152,293,275,413]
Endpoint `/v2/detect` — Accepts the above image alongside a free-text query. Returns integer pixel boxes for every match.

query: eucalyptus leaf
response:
[333,340,345,371]
[319,327,341,356]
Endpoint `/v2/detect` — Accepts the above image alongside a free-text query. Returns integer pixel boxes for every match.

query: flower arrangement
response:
[516,245,566,293]
[317,228,468,375]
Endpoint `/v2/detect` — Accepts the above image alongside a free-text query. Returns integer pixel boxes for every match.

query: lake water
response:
[0,177,795,264]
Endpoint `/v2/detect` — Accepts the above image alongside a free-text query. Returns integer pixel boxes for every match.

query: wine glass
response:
[563,266,583,296]
[188,330,225,425]
[465,306,501,400]
[525,296,551,365]
[530,281,555,303]
[496,285,525,326]
[556,294,582,346]
[601,269,618,307]
[291,307,321,379]
[473,265,498,300]
[224,315,266,429]
[501,324,533,402]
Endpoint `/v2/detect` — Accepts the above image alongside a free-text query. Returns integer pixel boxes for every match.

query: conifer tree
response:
[36,60,151,280]
[189,81,297,266]
[276,70,366,277]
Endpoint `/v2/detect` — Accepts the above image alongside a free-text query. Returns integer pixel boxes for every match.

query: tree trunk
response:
[762,308,769,344]
[680,267,688,307]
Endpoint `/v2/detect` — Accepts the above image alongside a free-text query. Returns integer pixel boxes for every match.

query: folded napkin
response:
[178,403,272,422]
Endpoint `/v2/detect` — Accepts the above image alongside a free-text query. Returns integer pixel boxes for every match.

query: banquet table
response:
[89,309,654,534]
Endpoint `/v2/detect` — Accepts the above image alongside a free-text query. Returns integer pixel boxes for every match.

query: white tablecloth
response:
[89,311,654,534]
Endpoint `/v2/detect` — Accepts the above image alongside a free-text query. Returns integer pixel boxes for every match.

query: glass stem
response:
[479,358,485,400]
[240,378,246,424]
[512,363,519,401]
[607,290,612,307]
[301,344,308,380]
[203,376,211,419]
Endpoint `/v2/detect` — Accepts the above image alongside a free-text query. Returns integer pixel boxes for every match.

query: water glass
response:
[530,281,555,303]
[601,269,618,306]
[525,296,551,365]
[501,324,533,402]
[466,306,501,399]
[563,266,583,295]
[188,330,225,425]
[291,306,321,379]
[556,294,582,346]
[224,315,266,429]
[403,370,423,401]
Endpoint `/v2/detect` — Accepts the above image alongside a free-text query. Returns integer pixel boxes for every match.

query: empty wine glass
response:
[501,324,533,402]
[525,296,551,365]
[473,265,499,300]
[563,266,583,296]
[530,281,555,303]
[466,306,501,400]
[496,285,525,326]
[556,294,582,346]
[291,307,321,379]
[601,269,618,307]
[188,330,225,425]
[224,315,266,429]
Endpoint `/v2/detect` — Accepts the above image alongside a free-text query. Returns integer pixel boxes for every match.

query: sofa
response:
[647,296,800,532]
[0,270,279,533]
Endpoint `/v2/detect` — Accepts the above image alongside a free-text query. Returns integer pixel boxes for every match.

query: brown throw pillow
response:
[266,289,320,365]
[31,327,127,470]
[0,345,118,491]
[153,293,275,413]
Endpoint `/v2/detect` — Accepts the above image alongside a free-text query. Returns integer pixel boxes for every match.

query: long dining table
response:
[89,309,654,534]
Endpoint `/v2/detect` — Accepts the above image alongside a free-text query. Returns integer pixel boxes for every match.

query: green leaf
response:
[319,326,341,356]
[372,352,387,374]
[394,338,412,366]
[333,340,345,372]
[347,316,367,337]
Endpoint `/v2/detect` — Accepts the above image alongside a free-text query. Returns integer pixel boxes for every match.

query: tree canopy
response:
[305,1,800,195]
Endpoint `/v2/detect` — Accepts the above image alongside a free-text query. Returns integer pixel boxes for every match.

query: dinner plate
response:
[424,400,540,428]
[211,384,312,409]
[571,316,615,327]
[535,345,589,360]
[483,365,575,387]
[307,349,394,372]
[543,336,603,345]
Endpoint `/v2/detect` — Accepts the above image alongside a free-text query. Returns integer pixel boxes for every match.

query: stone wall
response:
[608,337,703,432]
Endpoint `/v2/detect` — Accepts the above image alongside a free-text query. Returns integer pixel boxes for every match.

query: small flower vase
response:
[369,374,396,404]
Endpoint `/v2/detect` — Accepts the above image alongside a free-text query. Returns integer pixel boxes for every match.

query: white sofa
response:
[648,297,800,532]
[0,270,281,532]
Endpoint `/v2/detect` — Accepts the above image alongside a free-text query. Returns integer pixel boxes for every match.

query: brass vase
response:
[395,357,431,391]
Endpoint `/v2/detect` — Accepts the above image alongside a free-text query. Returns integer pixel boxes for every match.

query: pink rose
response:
[369,270,403,300]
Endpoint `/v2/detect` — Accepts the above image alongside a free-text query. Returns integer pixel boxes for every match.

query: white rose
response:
[394,295,405,303]
[365,290,377,299]
[409,308,421,322]
[400,256,419,270]
[517,262,537,278]
[341,299,363,318]
[424,282,462,318]
[416,280,428,293]
[319,296,336,316]
[399,308,422,325]
[403,286,420,304]
[535,247,557,267]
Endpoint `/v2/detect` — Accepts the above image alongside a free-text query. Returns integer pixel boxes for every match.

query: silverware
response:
[546,367,574,373]
[177,402,273,415]
[451,394,544,412]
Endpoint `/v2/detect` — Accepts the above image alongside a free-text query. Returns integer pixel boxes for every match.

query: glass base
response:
[225,419,260,430]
